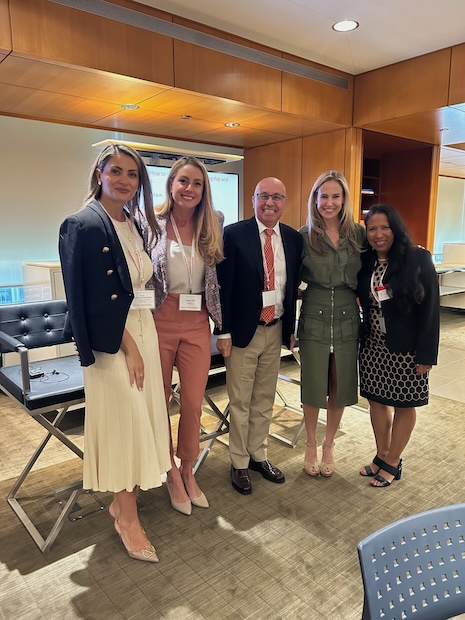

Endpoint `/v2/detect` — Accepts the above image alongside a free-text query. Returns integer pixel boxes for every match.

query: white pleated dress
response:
[82,218,171,492]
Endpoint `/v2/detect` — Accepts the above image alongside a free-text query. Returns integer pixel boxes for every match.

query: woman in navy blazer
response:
[358,204,439,487]
[59,144,171,562]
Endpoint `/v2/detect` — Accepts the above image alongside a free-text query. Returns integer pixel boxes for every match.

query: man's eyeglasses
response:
[255,192,286,203]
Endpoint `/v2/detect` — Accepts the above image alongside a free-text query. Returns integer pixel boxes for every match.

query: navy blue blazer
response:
[59,199,134,367]
[217,217,303,349]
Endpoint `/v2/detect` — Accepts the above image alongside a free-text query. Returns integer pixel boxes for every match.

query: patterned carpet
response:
[1,309,464,619]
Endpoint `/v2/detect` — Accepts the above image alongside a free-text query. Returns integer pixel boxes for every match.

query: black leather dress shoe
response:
[249,459,285,483]
[230,466,252,495]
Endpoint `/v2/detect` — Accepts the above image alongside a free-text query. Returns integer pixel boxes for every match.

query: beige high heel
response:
[114,518,159,563]
[303,441,320,477]
[166,479,192,515]
[320,441,335,477]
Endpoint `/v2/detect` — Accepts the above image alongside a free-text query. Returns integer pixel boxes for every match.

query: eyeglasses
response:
[255,192,286,203]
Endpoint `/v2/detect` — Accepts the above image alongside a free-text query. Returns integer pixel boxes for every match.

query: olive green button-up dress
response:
[298,223,365,409]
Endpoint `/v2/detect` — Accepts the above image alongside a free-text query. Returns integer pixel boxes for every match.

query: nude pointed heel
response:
[114,518,159,563]
[320,441,336,478]
[166,479,192,515]
[303,441,320,477]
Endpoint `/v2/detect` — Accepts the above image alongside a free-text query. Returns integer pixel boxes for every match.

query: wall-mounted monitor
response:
[147,165,239,226]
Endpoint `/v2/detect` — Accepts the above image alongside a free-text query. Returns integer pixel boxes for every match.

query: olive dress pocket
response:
[298,305,327,341]
[338,304,360,341]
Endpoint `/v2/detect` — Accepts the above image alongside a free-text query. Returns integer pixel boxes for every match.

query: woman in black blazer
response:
[59,144,171,561]
[358,204,439,487]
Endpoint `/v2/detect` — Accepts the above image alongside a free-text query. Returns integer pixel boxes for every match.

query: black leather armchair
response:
[0,300,102,553]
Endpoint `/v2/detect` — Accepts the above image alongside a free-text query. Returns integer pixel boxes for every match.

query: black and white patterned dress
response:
[359,261,429,407]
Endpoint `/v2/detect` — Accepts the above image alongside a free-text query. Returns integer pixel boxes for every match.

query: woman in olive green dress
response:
[298,171,365,477]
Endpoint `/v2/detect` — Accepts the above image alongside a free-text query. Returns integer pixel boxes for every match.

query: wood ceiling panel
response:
[0,84,121,122]
[190,127,297,148]
[0,56,171,104]
[0,0,11,54]
[449,44,465,106]
[139,90,268,124]
[360,108,465,147]
[93,107,224,138]
[243,112,340,136]
[9,0,174,86]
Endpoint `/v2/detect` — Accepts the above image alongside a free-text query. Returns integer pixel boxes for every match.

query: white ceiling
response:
[138,0,465,74]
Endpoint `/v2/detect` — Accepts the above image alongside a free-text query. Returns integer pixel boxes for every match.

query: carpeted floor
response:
[1,309,464,619]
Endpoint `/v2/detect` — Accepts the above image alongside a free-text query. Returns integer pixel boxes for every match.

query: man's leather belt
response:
[258,317,281,327]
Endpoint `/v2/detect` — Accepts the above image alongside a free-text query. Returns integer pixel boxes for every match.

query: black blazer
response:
[357,246,440,365]
[59,199,134,367]
[217,217,302,349]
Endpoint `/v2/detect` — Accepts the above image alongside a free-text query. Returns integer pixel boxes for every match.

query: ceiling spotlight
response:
[225,122,240,127]
[181,115,191,120]
[120,103,140,110]
[332,20,359,32]
[439,127,450,132]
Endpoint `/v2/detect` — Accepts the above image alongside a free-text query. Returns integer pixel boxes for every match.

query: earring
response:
[98,180,101,186]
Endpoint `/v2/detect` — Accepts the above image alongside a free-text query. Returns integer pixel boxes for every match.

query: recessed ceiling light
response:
[120,103,140,110]
[439,127,450,132]
[181,115,191,120]
[225,122,240,127]
[332,20,359,32]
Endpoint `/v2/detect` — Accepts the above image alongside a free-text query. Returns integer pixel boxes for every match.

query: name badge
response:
[131,290,155,309]
[377,287,391,302]
[379,316,386,334]
[179,294,202,311]
[262,289,276,307]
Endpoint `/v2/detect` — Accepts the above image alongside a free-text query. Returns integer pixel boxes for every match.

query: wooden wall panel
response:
[344,127,364,220]
[243,139,303,229]
[0,0,12,55]
[301,130,348,226]
[282,54,353,126]
[380,147,435,248]
[449,44,465,106]
[9,0,174,86]
[174,40,282,111]
[354,49,451,126]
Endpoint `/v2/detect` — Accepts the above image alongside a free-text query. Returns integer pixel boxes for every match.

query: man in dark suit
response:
[217,177,302,494]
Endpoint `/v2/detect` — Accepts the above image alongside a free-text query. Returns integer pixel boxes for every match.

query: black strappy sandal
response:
[370,458,403,487]
[360,454,384,477]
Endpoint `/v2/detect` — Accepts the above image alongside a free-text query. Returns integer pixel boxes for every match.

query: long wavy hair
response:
[364,204,425,309]
[156,156,224,266]
[84,143,160,246]
[306,170,361,254]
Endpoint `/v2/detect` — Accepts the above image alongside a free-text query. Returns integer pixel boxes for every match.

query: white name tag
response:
[379,316,386,333]
[131,290,155,309]
[262,289,276,307]
[378,288,391,302]
[179,294,202,311]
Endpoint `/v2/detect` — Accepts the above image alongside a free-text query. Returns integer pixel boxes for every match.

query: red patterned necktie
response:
[260,228,275,323]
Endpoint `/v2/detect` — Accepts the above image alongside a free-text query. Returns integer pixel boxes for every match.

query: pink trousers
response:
[154,293,211,461]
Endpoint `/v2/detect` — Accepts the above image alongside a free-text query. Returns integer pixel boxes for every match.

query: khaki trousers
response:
[226,322,282,469]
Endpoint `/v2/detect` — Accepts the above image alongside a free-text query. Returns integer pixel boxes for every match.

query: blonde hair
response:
[84,143,160,245]
[306,170,360,254]
[156,156,224,265]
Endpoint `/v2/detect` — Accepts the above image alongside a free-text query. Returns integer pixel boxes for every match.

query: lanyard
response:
[370,263,388,307]
[170,214,196,294]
